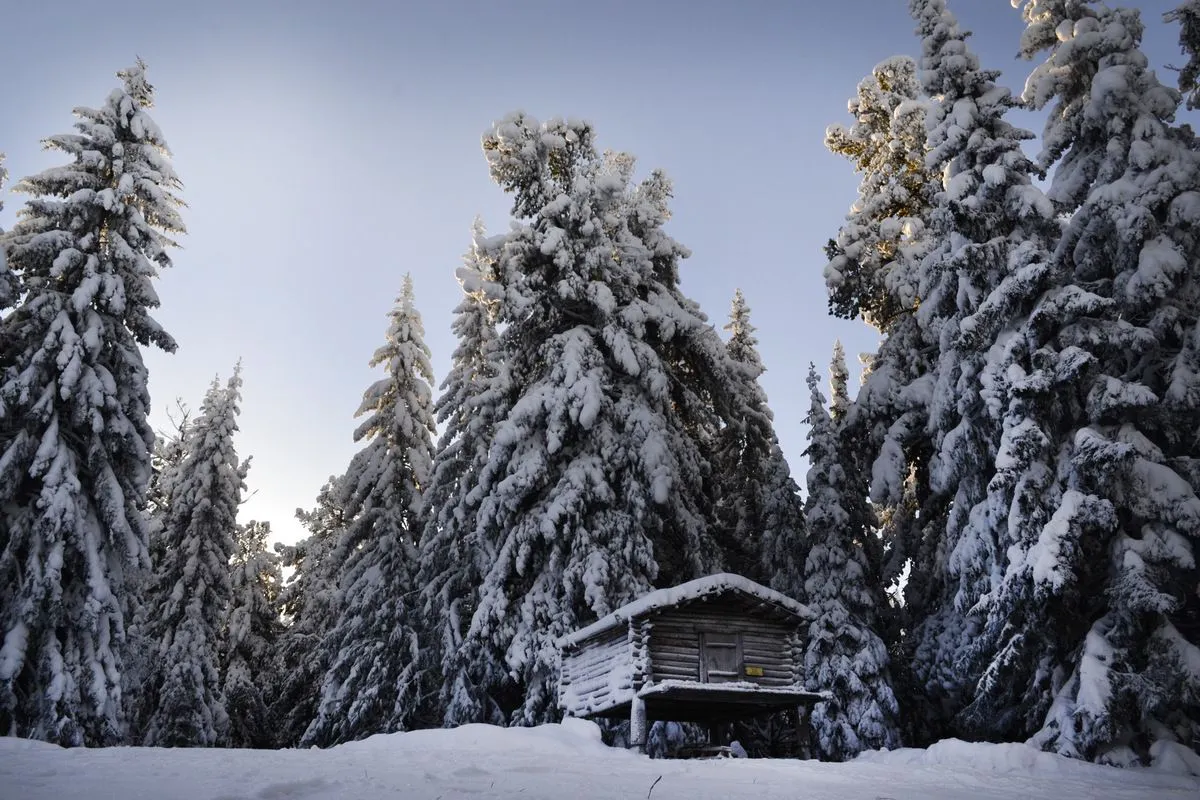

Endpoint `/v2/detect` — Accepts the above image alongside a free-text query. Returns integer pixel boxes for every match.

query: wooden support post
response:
[630,695,648,754]
[793,705,810,759]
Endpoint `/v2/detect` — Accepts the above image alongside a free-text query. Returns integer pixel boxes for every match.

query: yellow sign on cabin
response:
[744,665,764,677]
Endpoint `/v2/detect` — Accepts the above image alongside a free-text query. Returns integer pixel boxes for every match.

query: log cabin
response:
[557,573,824,753]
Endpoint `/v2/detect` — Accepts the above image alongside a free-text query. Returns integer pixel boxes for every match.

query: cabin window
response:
[698,631,743,683]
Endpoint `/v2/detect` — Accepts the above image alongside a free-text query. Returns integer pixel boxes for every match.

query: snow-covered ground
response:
[2,719,1196,800]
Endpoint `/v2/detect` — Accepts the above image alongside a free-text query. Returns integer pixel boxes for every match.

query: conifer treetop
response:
[9,59,184,352]
[345,272,436,526]
[824,54,932,329]
[724,288,763,377]
[829,341,850,424]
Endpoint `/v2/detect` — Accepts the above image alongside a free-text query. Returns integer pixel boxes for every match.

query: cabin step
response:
[673,744,736,760]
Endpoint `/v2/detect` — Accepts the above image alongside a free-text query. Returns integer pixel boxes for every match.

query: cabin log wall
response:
[645,600,795,687]
[559,625,634,717]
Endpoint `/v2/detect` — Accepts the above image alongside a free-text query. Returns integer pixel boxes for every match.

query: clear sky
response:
[0,0,1189,546]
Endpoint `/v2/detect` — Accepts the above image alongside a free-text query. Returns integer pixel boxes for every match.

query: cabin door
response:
[699,631,743,683]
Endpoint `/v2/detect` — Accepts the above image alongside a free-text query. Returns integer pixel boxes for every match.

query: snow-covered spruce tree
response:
[464,115,734,724]
[0,61,184,746]
[1008,0,1200,766]
[802,352,899,761]
[820,51,945,699]
[225,519,283,749]
[934,0,1112,745]
[0,153,13,680]
[123,402,192,735]
[711,290,807,755]
[418,224,511,727]
[270,478,346,748]
[826,341,886,605]
[302,274,437,747]
[880,0,1067,747]
[0,153,18,737]
[711,289,804,593]
[141,367,247,747]
[899,0,1061,736]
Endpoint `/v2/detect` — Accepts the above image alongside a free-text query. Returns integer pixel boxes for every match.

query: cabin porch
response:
[582,680,825,754]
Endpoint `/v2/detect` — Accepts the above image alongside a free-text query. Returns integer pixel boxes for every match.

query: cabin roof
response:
[559,572,812,649]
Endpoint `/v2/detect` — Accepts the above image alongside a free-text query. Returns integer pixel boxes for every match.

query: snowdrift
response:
[1,719,1196,800]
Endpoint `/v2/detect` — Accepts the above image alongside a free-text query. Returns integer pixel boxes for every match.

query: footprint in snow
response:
[254,777,330,799]
[453,765,491,777]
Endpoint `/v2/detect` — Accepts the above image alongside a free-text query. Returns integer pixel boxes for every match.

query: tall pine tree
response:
[418,225,511,727]
[0,154,14,715]
[892,0,1062,748]
[225,519,283,749]
[464,115,735,723]
[140,367,246,747]
[899,0,1059,736]
[0,61,184,745]
[821,56,945,740]
[803,352,899,760]
[1011,0,1200,765]
[713,289,805,593]
[123,402,191,738]
[303,274,436,746]
[270,478,346,748]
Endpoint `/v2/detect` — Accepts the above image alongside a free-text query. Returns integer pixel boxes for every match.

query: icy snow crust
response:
[1,720,1196,800]
[558,573,814,648]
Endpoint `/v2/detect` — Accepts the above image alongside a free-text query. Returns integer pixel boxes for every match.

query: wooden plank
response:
[651,639,789,656]
[652,608,796,630]
[648,643,701,658]
[652,663,699,675]
[660,612,791,626]
[648,635,700,650]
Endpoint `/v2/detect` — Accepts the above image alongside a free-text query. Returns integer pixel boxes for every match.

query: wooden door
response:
[699,631,743,683]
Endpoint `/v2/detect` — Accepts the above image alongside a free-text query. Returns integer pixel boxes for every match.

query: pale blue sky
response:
[0,1,1188,545]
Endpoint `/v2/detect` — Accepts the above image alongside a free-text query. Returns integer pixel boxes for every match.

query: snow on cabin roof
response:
[558,572,812,649]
